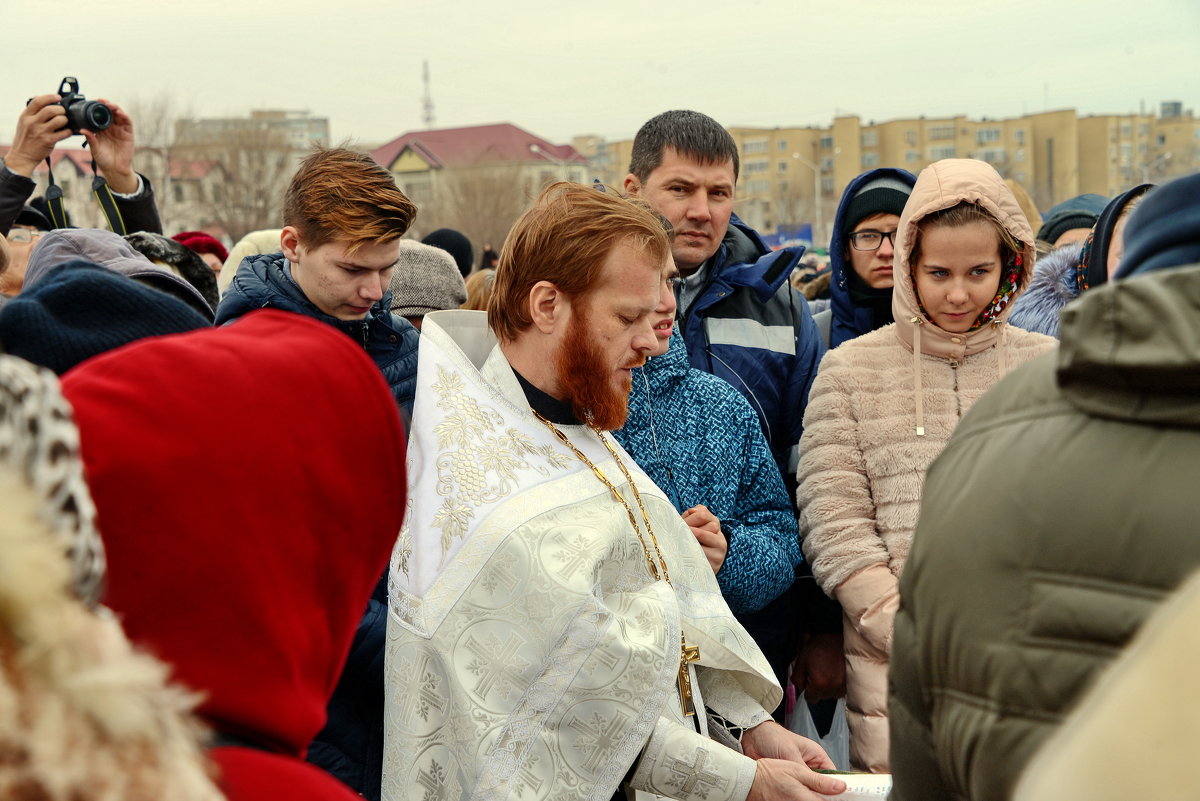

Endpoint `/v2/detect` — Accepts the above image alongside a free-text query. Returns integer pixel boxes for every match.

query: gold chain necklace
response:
[532,409,701,717]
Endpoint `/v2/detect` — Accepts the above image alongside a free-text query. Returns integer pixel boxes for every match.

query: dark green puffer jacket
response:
[889,263,1200,801]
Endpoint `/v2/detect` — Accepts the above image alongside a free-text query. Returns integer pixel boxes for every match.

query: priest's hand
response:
[746,758,846,801]
[743,721,845,800]
[682,504,727,574]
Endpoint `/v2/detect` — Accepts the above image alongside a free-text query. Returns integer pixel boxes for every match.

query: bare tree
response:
[125,93,193,229]
[173,123,300,242]
[412,163,536,258]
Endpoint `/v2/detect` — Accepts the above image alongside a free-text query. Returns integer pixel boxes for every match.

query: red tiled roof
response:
[0,146,95,175]
[371,123,587,171]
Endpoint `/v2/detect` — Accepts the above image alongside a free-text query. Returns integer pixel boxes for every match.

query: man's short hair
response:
[628,110,740,183]
[488,183,670,342]
[282,146,417,257]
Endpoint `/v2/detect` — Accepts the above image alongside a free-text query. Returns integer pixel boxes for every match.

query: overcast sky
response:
[5,0,1199,150]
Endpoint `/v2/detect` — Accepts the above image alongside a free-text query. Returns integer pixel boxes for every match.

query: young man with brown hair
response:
[216,146,420,411]
[382,182,845,801]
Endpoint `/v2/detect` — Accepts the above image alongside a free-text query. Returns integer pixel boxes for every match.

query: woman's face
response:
[912,221,1003,334]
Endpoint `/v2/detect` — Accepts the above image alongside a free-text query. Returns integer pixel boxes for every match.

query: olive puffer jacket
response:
[890,263,1200,801]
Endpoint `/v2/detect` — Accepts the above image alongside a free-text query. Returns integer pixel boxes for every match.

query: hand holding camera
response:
[7,78,138,194]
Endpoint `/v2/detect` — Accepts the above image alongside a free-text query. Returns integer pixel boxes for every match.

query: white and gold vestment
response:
[383,310,781,801]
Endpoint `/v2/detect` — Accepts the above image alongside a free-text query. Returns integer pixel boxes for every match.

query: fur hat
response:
[421,228,474,279]
[172,230,229,265]
[389,240,468,318]
[0,261,211,376]
[843,176,913,234]
[124,232,220,313]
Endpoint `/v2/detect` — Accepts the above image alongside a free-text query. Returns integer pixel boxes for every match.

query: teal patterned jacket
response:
[615,331,801,614]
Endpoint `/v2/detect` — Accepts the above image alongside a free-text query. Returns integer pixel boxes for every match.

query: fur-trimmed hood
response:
[1008,241,1084,339]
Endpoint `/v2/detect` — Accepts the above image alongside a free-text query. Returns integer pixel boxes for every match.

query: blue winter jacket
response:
[826,167,917,348]
[615,332,801,614]
[216,253,419,414]
[676,215,824,487]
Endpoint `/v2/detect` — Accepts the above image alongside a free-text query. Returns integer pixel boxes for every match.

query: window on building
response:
[820,156,834,170]
[862,152,879,168]
[1157,134,1167,145]
[821,177,834,193]
[1016,148,1026,161]
[906,151,920,163]
[778,140,788,151]
[976,128,1001,145]
[819,136,833,149]
[1120,143,1132,164]
[1015,129,1026,145]
[929,146,956,159]
[743,139,768,155]
[173,184,184,203]
[778,161,789,173]
[905,130,917,146]
[745,159,770,174]
[748,179,770,194]
[1140,123,1150,137]
[861,131,879,147]
[980,148,1007,163]
[1120,122,1132,138]
[930,126,955,140]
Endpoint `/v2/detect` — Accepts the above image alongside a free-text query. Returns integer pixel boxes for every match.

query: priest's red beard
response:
[556,310,641,431]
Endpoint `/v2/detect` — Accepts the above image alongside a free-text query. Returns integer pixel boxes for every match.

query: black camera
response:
[54,77,112,135]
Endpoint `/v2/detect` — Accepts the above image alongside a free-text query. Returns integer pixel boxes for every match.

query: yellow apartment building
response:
[581,102,1197,248]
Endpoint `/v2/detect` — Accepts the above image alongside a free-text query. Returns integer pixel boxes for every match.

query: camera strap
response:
[39,152,128,236]
[87,155,127,236]
[42,156,70,229]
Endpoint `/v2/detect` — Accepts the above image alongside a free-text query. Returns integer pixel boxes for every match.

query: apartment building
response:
[580,102,1197,249]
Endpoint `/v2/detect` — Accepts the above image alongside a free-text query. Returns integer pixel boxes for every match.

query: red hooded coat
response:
[62,309,407,800]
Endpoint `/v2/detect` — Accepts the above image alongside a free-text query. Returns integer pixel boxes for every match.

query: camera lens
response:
[82,101,112,132]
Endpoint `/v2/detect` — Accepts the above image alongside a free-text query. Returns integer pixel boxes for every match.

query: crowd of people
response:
[1,93,1198,801]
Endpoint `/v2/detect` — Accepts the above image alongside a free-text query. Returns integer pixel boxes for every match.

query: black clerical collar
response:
[512,368,581,425]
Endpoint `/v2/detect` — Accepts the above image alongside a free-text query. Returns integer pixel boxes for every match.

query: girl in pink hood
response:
[796,159,1056,772]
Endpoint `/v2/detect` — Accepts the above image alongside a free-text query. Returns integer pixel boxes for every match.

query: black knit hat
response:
[0,260,210,375]
[843,176,912,234]
[421,229,474,279]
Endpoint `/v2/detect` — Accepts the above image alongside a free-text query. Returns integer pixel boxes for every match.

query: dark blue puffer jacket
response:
[677,215,824,488]
[216,253,419,414]
[827,167,917,348]
[615,332,801,614]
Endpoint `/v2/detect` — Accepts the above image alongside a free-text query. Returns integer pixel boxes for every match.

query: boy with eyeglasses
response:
[816,170,916,349]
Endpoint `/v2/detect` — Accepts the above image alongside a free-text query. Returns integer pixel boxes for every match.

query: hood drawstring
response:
[995,320,1008,380]
[911,316,925,437]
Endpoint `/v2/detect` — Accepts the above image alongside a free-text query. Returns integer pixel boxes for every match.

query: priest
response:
[382,183,845,801]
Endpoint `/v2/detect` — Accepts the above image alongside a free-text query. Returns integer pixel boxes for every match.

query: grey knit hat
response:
[388,240,467,318]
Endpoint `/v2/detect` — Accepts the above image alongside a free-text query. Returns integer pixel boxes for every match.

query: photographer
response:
[1,90,162,240]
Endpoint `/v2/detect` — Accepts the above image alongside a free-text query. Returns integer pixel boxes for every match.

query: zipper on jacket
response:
[950,360,962,418]
[360,322,369,350]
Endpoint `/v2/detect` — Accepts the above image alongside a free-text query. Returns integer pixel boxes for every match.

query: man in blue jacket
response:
[624,110,838,708]
[217,146,420,414]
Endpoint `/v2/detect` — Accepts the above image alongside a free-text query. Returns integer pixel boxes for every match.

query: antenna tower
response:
[422,60,435,129]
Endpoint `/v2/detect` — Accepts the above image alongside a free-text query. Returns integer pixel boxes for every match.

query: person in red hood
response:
[60,309,407,801]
